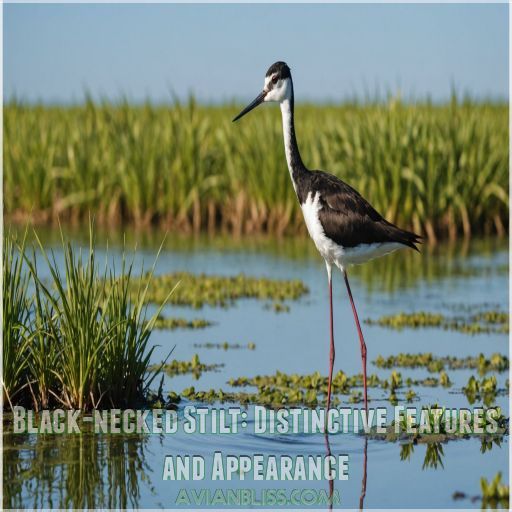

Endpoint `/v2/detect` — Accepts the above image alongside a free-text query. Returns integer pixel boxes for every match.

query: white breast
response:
[301,192,346,267]
[300,191,403,269]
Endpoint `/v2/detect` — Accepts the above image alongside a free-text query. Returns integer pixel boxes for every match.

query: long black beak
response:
[232,91,266,122]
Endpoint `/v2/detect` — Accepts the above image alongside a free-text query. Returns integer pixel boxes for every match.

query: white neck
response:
[279,96,307,194]
[280,99,294,173]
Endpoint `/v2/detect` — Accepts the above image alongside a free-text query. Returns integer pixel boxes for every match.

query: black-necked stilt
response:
[233,61,421,413]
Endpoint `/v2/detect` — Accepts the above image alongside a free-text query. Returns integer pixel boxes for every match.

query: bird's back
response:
[298,170,421,252]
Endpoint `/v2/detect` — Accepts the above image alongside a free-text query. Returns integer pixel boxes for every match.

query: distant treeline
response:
[4,98,508,242]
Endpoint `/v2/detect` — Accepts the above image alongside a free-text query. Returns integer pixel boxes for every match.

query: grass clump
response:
[2,227,169,410]
[2,232,32,408]
[128,271,308,308]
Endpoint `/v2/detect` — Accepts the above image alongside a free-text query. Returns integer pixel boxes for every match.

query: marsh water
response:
[3,229,509,509]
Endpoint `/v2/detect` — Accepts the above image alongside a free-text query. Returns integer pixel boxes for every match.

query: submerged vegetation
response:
[2,229,169,410]
[365,310,509,334]
[5,98,508,241]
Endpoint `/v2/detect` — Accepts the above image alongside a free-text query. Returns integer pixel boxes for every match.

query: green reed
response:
[5,97,508,240]
[2,231,31,408]
[2,226,169,410]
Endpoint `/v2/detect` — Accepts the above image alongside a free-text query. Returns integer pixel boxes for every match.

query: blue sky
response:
[4,3,509,104]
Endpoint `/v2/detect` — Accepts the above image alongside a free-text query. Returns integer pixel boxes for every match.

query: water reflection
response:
[400,441,445,470]
[359,438,368,511]
[14,224,508,294]
[323,431,334,510]
[323,431,368,510]
[3,430,153,509]
[480,437,503,454]
[3,227,508,509]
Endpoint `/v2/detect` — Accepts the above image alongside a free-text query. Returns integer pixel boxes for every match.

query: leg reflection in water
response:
[359,437,368,511]
[324,430,334,511]
[323,431,369,510]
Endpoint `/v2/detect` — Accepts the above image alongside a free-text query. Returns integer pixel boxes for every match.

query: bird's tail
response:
[385,222,423,252]
[397,228,423,252]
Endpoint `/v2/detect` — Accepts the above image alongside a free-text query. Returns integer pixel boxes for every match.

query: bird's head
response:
[233,61,292,122]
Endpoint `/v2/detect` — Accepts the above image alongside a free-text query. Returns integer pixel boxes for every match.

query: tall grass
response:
[4,97,508,241]
[2,231,31,408]
[2,227,169,410]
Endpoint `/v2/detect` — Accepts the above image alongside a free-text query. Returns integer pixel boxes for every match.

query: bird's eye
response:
[272,75,278,84]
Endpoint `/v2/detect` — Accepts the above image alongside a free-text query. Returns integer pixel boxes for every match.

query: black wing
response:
[309,171,421,250]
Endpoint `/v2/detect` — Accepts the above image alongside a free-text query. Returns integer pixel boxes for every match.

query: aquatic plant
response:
[181,385,324,407]
[5,98,508,240]
[439,371,452,387]
[149,354,224,379]
[264,302,290,313]
[369,405,508,444]
[365,310,509,334]
[463,375,504,406]
[193,342,256,350]
[149,315,213,330]
[453,471,509,509]
[481,472,509,509]
[367,312,444,329]
[373,352,509,374]
[226,369,453,406]
[474,311,509,325]
[405,389,417,402]
[128,271,308,308]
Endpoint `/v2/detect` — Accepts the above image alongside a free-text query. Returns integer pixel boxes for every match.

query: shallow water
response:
[3,230,509,509]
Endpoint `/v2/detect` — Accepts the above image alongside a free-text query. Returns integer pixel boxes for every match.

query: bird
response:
[233,61,421,414]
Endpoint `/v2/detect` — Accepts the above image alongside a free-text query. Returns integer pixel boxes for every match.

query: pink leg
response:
[326,269,335,412]
[343,270,368,415]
